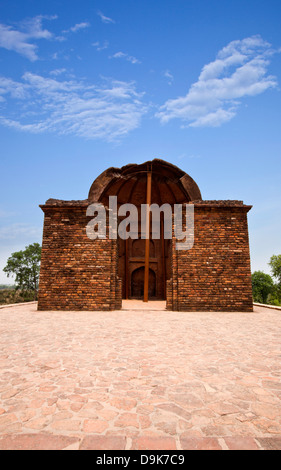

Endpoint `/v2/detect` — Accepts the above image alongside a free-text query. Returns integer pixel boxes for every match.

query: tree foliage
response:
[269,254,281,284]
[251,270,274,304]
[3,243,41,299]
[252,254,281,306]
[267,284,281,306]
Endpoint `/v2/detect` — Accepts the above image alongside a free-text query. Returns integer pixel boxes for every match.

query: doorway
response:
[131,267,156,299]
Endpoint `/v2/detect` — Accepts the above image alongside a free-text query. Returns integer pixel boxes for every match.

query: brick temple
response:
[38,159,253,311]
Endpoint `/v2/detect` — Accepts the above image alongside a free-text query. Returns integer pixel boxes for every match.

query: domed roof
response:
[88,158,202,206]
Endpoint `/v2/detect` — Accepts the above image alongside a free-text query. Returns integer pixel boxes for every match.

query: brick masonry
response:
[38,203,122,311]
[38,161,253,312]
[167,203,253,311]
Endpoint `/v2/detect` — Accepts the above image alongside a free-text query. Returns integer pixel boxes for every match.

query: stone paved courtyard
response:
[0,302,281,450]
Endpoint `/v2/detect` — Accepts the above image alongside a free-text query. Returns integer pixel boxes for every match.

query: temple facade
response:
[38,159,253,311]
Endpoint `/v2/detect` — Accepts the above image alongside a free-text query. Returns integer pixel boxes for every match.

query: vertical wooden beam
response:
[125,238,129,299]
[161,213,166,299]
[144,167,152,302]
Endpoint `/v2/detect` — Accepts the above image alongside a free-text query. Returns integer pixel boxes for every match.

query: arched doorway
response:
[88,158,202,304]
[131,267,156,299]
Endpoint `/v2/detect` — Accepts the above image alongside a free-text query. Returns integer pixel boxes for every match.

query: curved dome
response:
[88,159,202,206]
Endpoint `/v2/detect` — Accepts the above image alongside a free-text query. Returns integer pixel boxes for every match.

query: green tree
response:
[269,254,281,284]
[3,243,41,300]
[268,254,281,306]
[267,284,281,306]
[251,270,274,304]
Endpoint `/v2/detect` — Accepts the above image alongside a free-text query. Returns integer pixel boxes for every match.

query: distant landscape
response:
[0,285,35,304]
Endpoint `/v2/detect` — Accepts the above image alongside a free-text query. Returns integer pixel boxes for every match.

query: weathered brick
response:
[167,204,253,312]
[38,205,121,311]
[38,162,252,312]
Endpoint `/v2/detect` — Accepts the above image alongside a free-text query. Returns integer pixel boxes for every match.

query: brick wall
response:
[166,202,253,311]
[38,200,252,312]
[38,202,121,311]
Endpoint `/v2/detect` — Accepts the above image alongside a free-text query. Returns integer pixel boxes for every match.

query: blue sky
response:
[0,0,280,283]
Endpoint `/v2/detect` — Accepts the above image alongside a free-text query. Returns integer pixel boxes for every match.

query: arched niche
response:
[88,158,202,206]
[131,267,156,299]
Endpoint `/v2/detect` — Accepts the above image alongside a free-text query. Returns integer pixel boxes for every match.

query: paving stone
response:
[24,417,49,430]
[224,437,260,450]
[157,403,192,421]
[180,437,222,450]
[0,413,18,428]
[114,413,139,428]
[0,434,79,450]
[83,419,108,433]
[51,420,81,431]
[80,436,126,450]
[257,438,281,450]
[98,409,118,421]
[1,303,281,445]
[109,397,137,411]
[131,436,177,450]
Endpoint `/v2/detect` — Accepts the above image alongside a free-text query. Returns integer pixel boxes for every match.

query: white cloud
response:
[0,73,147,141]
[0,24,38,61]
[70,22,90,33]
[92,41,109,51]
[49,68,67,76]
[156,36,278,127]
[163,70,174,85]
[111,51,141,64]
[0,76,28,100]
[97,11,115,24]
[21,15,55,39]
[63,21,90,34]
[0,15,55,61]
